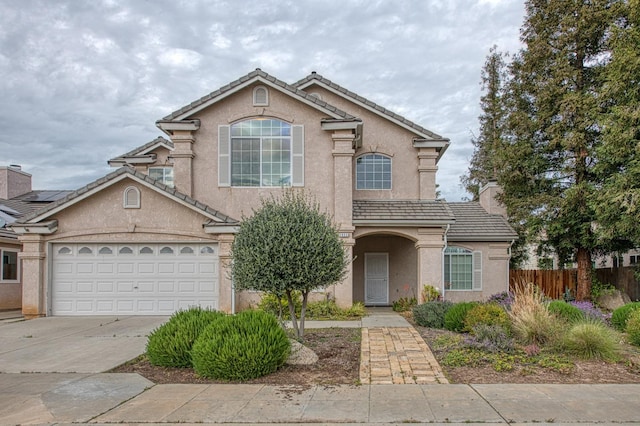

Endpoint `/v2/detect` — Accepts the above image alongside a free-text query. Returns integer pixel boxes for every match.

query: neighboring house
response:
[11,69,516,317]
[0,166,72,310]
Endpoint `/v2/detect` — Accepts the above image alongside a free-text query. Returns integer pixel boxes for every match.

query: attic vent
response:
[253,86,269,106]
[123,186,141,209]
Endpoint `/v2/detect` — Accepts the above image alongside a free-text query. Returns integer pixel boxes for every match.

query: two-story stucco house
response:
[11,69,516,317]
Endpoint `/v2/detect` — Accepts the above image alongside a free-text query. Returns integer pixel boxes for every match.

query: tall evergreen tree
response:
[498,0,623,300]
[463,46,509,200]
[593,0,640,251]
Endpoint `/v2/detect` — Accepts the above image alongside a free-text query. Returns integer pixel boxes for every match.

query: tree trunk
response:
[576,247,592,300]
[286,290,300,338]
[299,291,309,339]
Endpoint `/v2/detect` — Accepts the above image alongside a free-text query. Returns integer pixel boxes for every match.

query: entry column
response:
[415,228,446,302]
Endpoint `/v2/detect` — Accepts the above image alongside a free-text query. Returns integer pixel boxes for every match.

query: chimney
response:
[479,180,507,217]
[0,165,32,199]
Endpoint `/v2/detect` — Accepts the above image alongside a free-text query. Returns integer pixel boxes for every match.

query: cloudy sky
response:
[0,0,525,201]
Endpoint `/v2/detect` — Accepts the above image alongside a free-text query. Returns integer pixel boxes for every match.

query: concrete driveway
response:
[0,316,168,373]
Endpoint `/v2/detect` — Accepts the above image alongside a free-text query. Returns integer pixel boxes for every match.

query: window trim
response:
[355,153,392,190]
[444,246,482,291]
[148,166,174,188]
[1,249,19,282]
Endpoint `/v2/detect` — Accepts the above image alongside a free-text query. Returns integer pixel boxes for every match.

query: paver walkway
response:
[359,311,448,384]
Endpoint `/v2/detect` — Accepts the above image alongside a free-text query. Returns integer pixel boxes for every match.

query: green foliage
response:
[230,190,348,338]
[509,283,562,346]
[626,309,640,346]
[392,297,417,312]
[421,284,441,302]
[463,303,511,333]
[257,292,364,320]
[547,300,585,324]
[191,310,290,380]
[590,277,617,300]
[611,302,640,331]
[412,301,454,329]
[466,324,515,353]
[444,302,477,333]
[146,307,225,368]
[560,319,621,362]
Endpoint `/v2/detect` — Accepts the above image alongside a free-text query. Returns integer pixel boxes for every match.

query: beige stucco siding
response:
[301,86,426,200]
[187,83,338,218]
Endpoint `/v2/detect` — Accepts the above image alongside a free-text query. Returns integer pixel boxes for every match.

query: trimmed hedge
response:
[464,303,511,334]
[444,302,478,333]
[191,310,290,380]
[146,307,226,368]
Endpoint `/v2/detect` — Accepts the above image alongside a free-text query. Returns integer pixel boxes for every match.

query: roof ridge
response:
[161,69,356,122]
[294,72,446,141]
[108,136,173,163]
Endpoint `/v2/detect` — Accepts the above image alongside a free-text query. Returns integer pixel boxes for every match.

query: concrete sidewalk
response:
[2,374,639,425]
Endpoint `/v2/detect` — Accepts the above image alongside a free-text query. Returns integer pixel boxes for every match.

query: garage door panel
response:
[52,243,219,315]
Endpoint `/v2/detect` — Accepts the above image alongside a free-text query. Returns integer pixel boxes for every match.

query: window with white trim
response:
[148,167,174,188]
[1,249,18,281]
[230,119,292,187]
[444,246,482,291]
[356,154,391,189]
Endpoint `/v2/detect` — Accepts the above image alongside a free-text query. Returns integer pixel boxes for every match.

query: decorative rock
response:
[286,339,319,365]
[597,289,631,311]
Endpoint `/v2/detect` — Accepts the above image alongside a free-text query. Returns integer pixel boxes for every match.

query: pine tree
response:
[498,0,624,300]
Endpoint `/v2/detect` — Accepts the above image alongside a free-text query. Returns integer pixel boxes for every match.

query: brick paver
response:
[360,327,449,384]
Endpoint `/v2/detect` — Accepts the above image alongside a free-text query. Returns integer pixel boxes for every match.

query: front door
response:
[365,253,389,305]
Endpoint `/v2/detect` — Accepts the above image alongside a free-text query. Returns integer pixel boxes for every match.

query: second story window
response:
[230,119,292,187]
[356,154,391,189]
[148,167,174,188]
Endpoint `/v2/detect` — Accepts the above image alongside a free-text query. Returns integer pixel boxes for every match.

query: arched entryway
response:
[353,233,417,306]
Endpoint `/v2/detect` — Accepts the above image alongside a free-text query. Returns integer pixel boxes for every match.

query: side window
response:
[123,186,141,209]
[148,167,174,188]
[444,246,482,291]
[356,154,391,190]
[1,250,18,281]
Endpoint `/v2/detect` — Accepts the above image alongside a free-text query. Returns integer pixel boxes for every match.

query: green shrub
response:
[611,302,640,331]
[547,300,585,324]
[392,297,417,312]
[191,310,290,380]
[146,307,225,368]
[466,324,515,353]
[257,291,302,320]
[421,284,441,302]
[626,309,640,346]
[444,302,477,333]
[464,303,511,334]
[561,319,621,361]
[305,299,365,319]
[412,301,453,328]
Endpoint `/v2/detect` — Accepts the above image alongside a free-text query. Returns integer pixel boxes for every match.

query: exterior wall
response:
[443,241,511,303]
[0,240,21,309]
[0,166,32,199]
[187,83,339,218]
[302,86,431,201]
[353,234,417,304]
[19,178,223,317]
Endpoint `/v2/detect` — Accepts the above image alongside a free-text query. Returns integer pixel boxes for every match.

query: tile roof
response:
[353,200,455,223]
[447,202,517,241]
[16,167,239,225]
[108,136,174,163]
[0,227,18,240]
[293,72,447,141]
[12,190,74,203]
[161,69,356,122]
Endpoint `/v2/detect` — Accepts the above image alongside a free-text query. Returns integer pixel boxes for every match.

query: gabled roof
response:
[353,200,455,225]
[14,166,238,226]
[294,72,450,146]
[447,202,517,241]
[158,68,357,125]
[108,136,174,166]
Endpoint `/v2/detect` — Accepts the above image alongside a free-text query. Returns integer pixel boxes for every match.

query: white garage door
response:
[51,243,219,315]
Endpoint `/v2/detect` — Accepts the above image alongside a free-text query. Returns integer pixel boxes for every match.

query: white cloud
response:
[157,48,203,69]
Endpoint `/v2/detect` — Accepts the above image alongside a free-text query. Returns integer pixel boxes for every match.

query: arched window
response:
[123,186,141,208]
[200,246,214,254]
[253,86,269,106]
[140,246,153,254]
[180,247,194,254]
[356,154,391,189]
[444,246,482,291]
[98,247,113,255]
[160,246,174,255]
[119,247,133,254]
[57,247,72,255]
[78,246,93,255]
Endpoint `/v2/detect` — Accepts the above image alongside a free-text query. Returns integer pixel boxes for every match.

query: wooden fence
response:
[510,267,640,301]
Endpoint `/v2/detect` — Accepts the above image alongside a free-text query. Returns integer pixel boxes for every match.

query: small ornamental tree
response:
[230,190,348,338]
